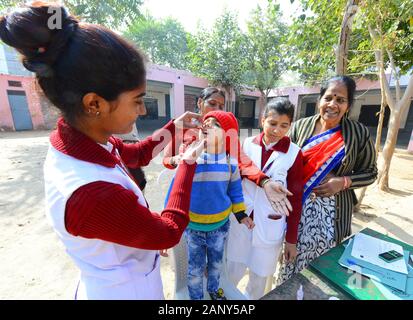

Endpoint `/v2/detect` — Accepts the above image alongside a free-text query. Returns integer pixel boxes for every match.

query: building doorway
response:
[7,90,33,131]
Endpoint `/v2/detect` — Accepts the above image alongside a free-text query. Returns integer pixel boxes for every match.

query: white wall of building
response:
[146,90,167,117]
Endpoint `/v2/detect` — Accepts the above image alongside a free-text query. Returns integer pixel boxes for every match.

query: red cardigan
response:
[51,118,196,250]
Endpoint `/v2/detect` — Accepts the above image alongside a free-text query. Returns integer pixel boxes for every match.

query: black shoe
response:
[209,288,227,300]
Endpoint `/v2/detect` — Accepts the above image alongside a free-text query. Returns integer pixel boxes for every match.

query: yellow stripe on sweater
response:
[190,207,232,223]
[232,202,246,213]
[189,202,246,224]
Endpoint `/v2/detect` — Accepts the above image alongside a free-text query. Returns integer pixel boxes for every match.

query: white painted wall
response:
[146,90,167,117]
[354,91,411,129]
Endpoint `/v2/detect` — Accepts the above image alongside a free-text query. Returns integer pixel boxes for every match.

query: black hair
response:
[0,1,147,125]
[263,97,295,122]
[199,87,226,101]
[319,75,357,108]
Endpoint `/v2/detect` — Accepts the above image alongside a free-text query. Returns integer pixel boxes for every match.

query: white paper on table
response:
[351,233,408,274]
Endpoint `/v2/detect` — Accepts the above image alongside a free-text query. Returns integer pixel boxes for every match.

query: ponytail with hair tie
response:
[0,1,147,125]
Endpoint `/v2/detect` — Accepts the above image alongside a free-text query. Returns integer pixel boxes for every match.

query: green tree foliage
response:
[359,0,413,75]
[288,0,413,83]
[64,0,143,29]
[188,10,249,108]
[0,0,143,30]
[287,0,349,84]
[125,15,189,70]
[243,0,287,103]
[360,0,413,190]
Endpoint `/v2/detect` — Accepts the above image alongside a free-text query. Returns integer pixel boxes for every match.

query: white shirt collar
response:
[262,137,278,151]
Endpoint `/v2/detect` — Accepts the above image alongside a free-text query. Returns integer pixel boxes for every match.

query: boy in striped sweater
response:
[166,111,254,300]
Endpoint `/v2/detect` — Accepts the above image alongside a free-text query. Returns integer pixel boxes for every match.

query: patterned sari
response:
[279,125,345,282]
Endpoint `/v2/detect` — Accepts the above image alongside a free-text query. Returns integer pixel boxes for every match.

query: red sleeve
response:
[238,145,268,186]
[116,120,176,169]
[285,150,304,244]
[162,127,184,169]
[65,162,196,250]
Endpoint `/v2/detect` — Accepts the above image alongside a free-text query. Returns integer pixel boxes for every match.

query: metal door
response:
[7,90,33,131]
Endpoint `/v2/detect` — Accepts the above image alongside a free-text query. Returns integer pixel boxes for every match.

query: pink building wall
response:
[0,74,45,131]
[1,65,264,131]
[6,65,397,133]
[147,64,265,116]
[147,64,209,117]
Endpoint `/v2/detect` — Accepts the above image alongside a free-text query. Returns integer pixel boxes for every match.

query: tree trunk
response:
[222,85,231,112]
[258,90,268,128]
[377,110,402,191]
[229,86,235,113]
[375,66,388,153]
[375,104,386,153]
[335,0,359,74]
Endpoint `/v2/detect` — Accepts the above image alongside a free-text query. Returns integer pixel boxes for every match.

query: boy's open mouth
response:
[201,125,209,136]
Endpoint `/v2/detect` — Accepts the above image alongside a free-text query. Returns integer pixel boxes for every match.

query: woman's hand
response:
[313,174,346,197]
[173,111,203,129]
[263,181,293,216]
[160,249,169,257]
[284,242,297,263]
[180,139,206,165]
[241,217,255,229]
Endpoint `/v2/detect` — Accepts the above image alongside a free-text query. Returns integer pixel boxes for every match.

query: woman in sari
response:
[280,76,378,281]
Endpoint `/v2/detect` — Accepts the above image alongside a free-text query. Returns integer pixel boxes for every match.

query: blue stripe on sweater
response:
[194,163,232,173]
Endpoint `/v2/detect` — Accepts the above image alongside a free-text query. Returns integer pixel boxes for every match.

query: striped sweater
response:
[289,114,377,243]
[166,152,246,231]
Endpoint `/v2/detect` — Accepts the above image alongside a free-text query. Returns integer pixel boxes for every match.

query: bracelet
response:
[260,178,271,188]
[343,176,350,190]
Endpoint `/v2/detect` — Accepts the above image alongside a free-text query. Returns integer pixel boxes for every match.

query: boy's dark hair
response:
[319,75,357,108]
[199,87,226,101]
[0,1,147,125]
[263,97,295,122]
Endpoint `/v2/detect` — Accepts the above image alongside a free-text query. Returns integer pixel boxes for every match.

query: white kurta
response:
[44,143,163,300]
[227,136,300,277]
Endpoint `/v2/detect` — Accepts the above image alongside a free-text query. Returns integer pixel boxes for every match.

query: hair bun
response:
[0,1,79,75]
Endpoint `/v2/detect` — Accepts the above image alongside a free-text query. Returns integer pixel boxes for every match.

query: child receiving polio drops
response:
[226,97,303,300]
[166,110,254,300]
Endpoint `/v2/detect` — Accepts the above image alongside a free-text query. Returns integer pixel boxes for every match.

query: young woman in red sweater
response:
[0,2,205,299]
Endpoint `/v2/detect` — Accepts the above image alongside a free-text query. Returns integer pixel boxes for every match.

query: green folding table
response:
[309,227,413,300]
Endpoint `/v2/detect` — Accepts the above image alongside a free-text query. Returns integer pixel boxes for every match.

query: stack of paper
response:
[338,233,413,299]
[351,233,408,274]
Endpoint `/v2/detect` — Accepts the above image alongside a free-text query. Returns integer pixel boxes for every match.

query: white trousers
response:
[227,261,268,300]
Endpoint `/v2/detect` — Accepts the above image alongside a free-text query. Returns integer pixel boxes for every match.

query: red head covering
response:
[203,111,240,157]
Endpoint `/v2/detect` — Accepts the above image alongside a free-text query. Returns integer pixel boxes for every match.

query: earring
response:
[87,109,91,114]
[96,111,101,116]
